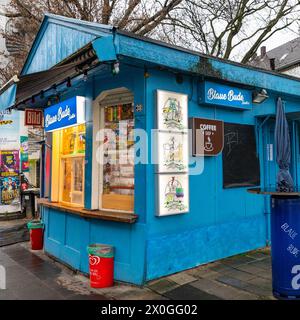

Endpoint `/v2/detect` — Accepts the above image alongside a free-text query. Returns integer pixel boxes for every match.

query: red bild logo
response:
[25,109,43,127]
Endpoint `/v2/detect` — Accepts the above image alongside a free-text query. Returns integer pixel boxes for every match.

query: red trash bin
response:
[87,244,114,288]
[27,221,44,250]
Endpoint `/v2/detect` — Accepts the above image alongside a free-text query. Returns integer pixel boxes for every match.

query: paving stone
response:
[243,283,273,298]
[66,293,110,300]
[223,269,257,281]
[190,278,249,300]
[94,284,147,299]
[246,252,270,260]
[147,278,179,294]
[209,263,234,273]
[167,272,197,285]
[187,268,221,280]
[0,288,18,300]
[221,255,256,267]
[235,264,266,275]
[234,292,260,300]
[164,284,220,300]
[118,289,163,300]
[190,278,224,292]
[248,259,271,271]
[246,277,272,290]
[0,255,18,267]
[203,284,249,300]
[256,270,272,280]
[216,276,249,290]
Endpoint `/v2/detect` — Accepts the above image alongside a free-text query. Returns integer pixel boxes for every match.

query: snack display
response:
[103,103,134,196]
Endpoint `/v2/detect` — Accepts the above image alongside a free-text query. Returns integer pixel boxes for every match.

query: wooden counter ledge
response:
[38,199,138,224]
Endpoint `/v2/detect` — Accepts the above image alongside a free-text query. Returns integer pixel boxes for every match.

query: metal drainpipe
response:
[257,115,271,245]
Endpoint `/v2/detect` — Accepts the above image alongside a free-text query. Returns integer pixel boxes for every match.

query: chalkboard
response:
[223,123,260,188]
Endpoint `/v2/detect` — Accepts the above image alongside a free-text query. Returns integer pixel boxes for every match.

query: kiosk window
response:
[52,124,86,206]
[100,104,134,212]
[223,123,260,188]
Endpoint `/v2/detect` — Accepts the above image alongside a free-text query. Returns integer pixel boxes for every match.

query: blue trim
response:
[0,84,17,111]
[84,91,93,210]
[92,36,117,62]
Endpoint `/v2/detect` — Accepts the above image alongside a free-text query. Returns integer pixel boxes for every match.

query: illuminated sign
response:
[190,117,224,156]
[199,81,252,110]
[25,109,43,127]
[156,90,189,216]
[44,96,85,132]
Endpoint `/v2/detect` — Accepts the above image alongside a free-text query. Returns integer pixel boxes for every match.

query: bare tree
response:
[161,0,300,63]
[0,0,183,84]
[1,0,300,85]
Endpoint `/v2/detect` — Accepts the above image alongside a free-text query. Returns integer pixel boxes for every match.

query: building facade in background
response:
[250,37,300,77]
[0,0,8,55]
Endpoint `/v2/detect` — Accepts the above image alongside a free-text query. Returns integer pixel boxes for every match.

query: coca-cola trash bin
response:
[87,244,114,288]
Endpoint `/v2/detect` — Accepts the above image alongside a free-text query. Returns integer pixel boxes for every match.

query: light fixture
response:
[83,70,88,82]
[252,89,269,104]
[112,61,120,75]
[31,96,35,104]
[66,77,72,88]
[144,68,150,78]
[52,84,58,94]
[176,73,183,84]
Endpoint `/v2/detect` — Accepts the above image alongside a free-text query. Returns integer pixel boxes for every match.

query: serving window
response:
[100,103,135,212]
[52,124,86,207]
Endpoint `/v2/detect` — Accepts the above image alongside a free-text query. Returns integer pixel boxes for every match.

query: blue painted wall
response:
[144,69,269,280]
[42,207,146,284]
[41,64,148,285]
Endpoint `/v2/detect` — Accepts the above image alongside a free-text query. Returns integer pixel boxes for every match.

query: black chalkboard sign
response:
[223,123,260,188]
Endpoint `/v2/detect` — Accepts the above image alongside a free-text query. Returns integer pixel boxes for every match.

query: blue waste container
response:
[271,196,300,299]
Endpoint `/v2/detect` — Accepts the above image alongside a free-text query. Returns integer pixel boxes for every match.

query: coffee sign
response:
[190,117,224,156]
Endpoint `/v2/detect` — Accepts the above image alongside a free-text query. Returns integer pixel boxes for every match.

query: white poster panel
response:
[156,90,189,216]
[157,173,189,216]
[0,110,21,150]
[157,90,188,131]
[157,131,188,173]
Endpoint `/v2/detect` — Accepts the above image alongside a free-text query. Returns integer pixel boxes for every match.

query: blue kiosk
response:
[1,14,300,288]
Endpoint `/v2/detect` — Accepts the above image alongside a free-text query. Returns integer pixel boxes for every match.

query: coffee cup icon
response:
[205,137,214,152]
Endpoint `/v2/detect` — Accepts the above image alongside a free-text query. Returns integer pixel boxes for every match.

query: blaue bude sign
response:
[199,81,252,110]
[44,96,85,132]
